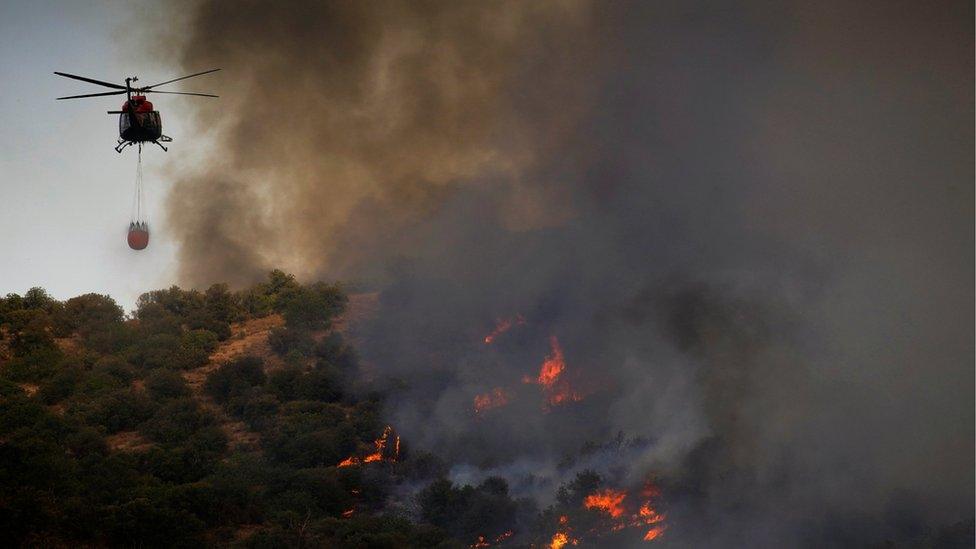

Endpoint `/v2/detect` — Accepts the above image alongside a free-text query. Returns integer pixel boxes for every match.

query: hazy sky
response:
[0,0,203,310]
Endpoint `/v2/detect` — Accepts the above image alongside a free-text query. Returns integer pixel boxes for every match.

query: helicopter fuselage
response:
[118,96,163,143]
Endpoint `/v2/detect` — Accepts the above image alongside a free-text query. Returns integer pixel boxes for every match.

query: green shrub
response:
[104,496,206,547]
[175,329,218,368]
[268,326,315,357]
[205,283,245,323]
[145,369,190,401]
[129,333,181,370]
[204,355,266,403]
[92,355,136,385]
[278,282,346,330]
[267,367,303,401]
[3,310,57,359]
[298,367,342,403]
[55,293,124,338]
[38,365,83,404]
[417,477,518,542]
[140,398,217,446]
[314,332,358,371]
[3,346,64,382]
[69,389,155,433]
[227,390,280,430]
[140,427,228,481]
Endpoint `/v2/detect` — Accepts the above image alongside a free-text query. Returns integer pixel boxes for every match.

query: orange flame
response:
[634,481,667,541]
[537,335,565,387]
[484,314,526,344]
[342,508,354,518]
[522,336,582,409]
[337,425,400,467]
[474,387,510,414]
[638,503,665,524]
[469,530,514,548]
[547,516,579,549]
[548,531,579,549]
[643,525,666,541]
[546,386,583,407]
[584,489,627,518]
[552,483,666,544]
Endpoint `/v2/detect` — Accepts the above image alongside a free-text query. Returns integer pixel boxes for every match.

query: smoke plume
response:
[162,0,973,545]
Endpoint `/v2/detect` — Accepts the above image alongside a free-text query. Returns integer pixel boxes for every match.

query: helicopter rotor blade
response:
[53,71,127,90]
[144,90,219,98]
[142,68,221,90]
[56,90,127,100]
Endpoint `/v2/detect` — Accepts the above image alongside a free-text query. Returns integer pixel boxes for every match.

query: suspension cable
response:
[130,143,146,224]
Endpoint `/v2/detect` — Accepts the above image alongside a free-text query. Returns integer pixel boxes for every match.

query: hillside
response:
[0,274,668,548]
[0,274,453,547]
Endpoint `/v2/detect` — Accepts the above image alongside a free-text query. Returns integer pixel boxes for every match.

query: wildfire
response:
[474,387,510,415]
[337,425,400,467]
[644,525,666,541]
[470,530,514,548]
[548,531,579,549]
[550,483,667,545]
[632,481,666,541]
[484,314,526,344]
[546,516,579,549]
[584,489,627,518]
[522,336,582,409]
[537,335,565,387]
[342,508,354,518]
[638,502,665,524]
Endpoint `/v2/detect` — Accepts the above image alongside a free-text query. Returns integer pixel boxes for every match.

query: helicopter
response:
[54,68,220,153]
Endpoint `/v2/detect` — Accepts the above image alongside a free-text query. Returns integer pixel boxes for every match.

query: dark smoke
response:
[161,0,973,545]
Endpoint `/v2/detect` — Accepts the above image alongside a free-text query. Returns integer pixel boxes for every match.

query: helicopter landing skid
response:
[152,135,172,152]
[115,137,171,153]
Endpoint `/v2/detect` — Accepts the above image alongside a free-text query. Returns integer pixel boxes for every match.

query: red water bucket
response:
[127,222,149,250]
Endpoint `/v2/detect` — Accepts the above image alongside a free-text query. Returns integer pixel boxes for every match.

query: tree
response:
[3,310,56,358]
[146,369,190,401]
[417,478,518,541]
[204,355,266,404]
[22,287,56,311]
[140,398,219,446]
[205,283,241,322]
[55,293,124,338]
[279,283,347,330]
[263,269,300,302]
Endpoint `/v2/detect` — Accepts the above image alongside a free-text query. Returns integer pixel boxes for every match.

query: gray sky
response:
[0,0,203,310]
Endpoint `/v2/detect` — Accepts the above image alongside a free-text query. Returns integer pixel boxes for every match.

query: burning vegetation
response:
[475,317,584,415]
[337,424,400,467]
[540,474,667,547]
[530,335,583,409]
[484,314,526,344]
[469,529,513,548]
[473,387,510,415]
